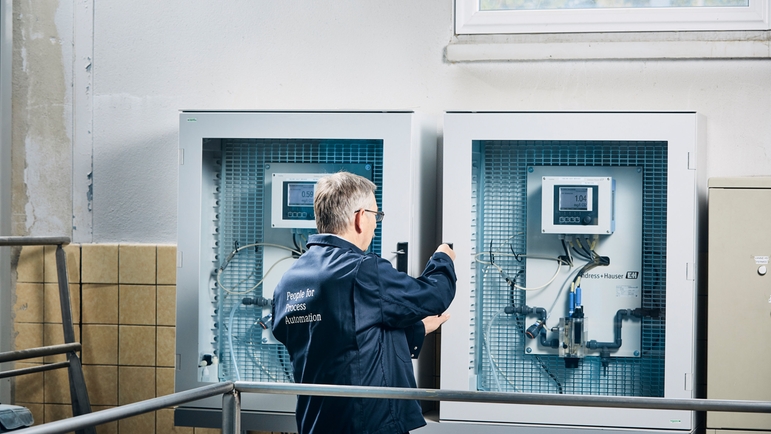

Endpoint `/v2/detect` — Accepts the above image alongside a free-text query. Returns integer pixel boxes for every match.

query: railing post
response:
[55,244,95,434]
[222,388,241,434]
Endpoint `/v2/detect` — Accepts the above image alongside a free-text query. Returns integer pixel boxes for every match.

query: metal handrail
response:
[9,382,235,434]
[0,343,81,363]
[6,380,771,434]
[235,381,771,413]
[0,236,70,246]
[0,362,69,379]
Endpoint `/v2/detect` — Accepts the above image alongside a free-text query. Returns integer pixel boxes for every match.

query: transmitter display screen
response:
[542,175,613,234]
[286,182,316,207]
[559,187,592,211]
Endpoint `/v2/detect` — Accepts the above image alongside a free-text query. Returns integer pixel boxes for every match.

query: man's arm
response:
[405,313,450,359]
[405,322,425,359]
[353,243,456,331]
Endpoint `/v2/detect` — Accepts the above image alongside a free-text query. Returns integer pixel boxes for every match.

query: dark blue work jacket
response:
[272,234,456,434]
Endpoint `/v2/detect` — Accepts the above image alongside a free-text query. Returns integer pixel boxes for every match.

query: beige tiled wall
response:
[14,244,214,434]
[12,243,277,434]
[13,244,82,419]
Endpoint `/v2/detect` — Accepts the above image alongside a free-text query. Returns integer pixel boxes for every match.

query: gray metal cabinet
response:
[707,177,771,433]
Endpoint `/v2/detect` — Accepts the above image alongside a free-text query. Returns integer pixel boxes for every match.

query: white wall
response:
[14,0,771,243]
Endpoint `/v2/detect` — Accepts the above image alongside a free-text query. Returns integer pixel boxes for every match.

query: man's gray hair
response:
[314,172,376,234]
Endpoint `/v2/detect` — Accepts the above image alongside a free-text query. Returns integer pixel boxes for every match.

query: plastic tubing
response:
[228,302,241,381]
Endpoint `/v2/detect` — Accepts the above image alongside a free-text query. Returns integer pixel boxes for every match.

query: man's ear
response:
[353,210,364,234]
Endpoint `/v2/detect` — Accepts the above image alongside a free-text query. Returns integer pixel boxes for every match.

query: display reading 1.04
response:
[286,182,316,207]
[559,187,593,211]
[542,176,613,234]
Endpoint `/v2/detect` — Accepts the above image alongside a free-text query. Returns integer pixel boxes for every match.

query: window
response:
[456,0,771,33]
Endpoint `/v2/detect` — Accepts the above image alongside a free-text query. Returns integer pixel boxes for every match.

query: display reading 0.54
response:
[559,187,592,211]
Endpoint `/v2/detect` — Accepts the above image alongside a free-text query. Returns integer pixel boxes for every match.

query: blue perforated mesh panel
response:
[473,140,667,397]
[212,138,384,382]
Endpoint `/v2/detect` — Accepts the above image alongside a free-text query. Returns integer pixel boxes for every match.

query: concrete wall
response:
[12,0,72,238]
[11,0,771,243]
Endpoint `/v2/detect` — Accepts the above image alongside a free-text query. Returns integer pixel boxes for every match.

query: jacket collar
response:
[307,233,365,254]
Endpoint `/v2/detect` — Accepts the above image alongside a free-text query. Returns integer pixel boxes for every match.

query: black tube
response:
[571,246,592,261]
[586,309,639,351]
[526,322,544,339]
[504,304,560,348]
[504,303,537,316]
[242,297,271,307]
[514,306,560,348]
[505,305,559,347]
[539,329,560,348]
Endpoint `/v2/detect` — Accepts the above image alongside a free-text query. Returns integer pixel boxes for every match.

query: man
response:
[272,171,456,434]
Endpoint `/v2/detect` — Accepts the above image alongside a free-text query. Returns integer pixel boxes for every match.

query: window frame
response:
[456,0,771,34]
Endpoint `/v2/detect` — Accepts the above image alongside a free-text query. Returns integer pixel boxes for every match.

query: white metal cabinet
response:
[439,112,705,433]
[174,111,438,430]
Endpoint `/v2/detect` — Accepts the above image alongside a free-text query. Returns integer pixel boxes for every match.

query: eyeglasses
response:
[360,209,385,223]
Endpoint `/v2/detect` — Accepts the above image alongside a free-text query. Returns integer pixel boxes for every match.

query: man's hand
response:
[435,244,456,261]
[422,313,450,335]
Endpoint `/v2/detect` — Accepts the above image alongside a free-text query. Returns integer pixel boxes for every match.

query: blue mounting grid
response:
[212,138,384,382]
[473,140,667,397]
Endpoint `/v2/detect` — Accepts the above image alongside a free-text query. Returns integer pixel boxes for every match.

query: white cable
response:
[227,301,241,381]
[485,310,504,392]
[245,346,279,382]
[219,242,303,381]
[484,309,522,392]
[217,255,295,295]
[231,242,303,256]
[476,238,565,392]
[474,252,568,291]
[218,270,256,294]
[216,240,302,295]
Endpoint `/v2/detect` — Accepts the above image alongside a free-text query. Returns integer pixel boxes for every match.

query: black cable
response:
[291,233,301,252]
[509,278,516,308]
[560,239,573,266]
[509,244,522,262]
[582,238,595,260]
[578,261,598,277]
[507,270,523,308]
[534,355,563,394]
[571,245,593,261]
